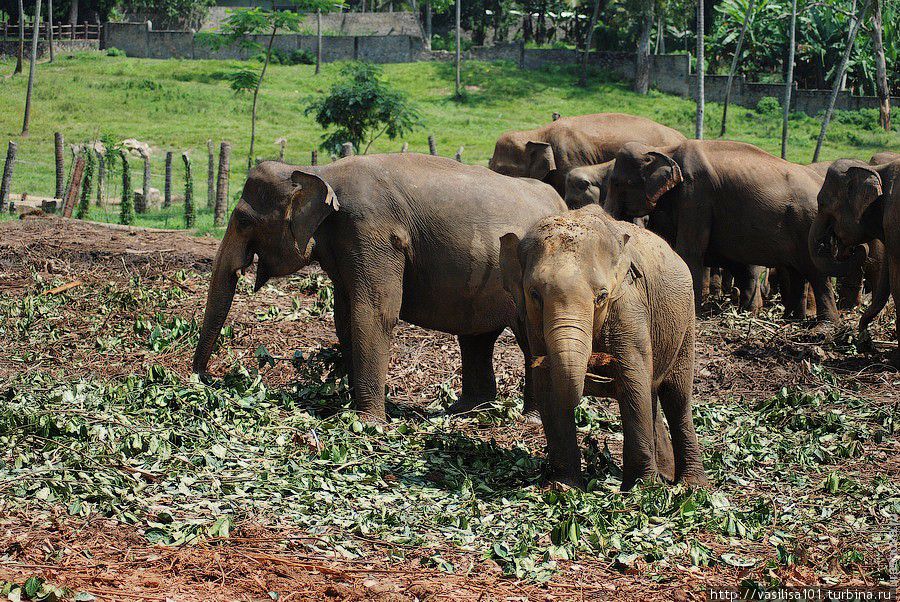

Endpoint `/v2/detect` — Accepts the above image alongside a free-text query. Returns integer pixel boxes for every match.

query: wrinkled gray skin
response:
[500,206,708,489]
[566,159,767,312]
[605,140,839,321]
[489,113,686,196]
[193,154,567,420]
[809,157,900,366]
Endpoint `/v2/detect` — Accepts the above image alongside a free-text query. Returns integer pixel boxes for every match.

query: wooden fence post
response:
[428,134,437,155]
[214,141,231,227]
[455,146,464,162]
[277,137,286,162]
[401,142,408,153]
[164,151,172,208]
[552,112,561,121]
[95,147,105,206]
[135,150,150,213]
[340,142,353,158]
[183,153,194,229]
[54,132,64,198]
[62,155,85,218]
[311,149,318,166]
[120,151,133,225]
[206,139,215,210]
[0,142,16,213]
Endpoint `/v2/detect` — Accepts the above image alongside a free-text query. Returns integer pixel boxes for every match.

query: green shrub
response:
[106,47,125,57]
[755,96,782,116]
[431,34,473,52]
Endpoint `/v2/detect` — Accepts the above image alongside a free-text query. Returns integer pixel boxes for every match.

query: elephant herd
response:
[193,112,898,490]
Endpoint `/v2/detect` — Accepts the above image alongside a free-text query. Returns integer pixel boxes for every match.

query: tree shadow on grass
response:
[431,60,629,108]
[392,429,545,499]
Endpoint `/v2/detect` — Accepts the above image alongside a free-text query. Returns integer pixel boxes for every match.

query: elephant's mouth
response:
[816,232,861,262]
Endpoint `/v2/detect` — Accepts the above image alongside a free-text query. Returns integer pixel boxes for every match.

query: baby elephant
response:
[499,205,707,490]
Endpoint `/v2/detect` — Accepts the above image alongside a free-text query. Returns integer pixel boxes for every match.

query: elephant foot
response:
[546,472,586,491]
[857,328,875,352]
[677,471,710,488]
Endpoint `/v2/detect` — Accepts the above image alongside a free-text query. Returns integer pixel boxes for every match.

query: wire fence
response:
[0,132,467,229]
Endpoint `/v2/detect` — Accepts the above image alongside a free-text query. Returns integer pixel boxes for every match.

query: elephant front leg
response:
[447,329,502,415]
[615,361,658,491]
[333,291,354,382]
[891,259,900,367]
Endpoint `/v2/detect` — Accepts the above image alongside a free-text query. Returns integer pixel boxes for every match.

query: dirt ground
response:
[0,215,897,601]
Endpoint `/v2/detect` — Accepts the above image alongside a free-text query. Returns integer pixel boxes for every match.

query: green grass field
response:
[1,51,898,235]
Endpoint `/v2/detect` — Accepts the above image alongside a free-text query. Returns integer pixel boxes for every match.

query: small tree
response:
[75,149,94,219]
[120,150,134,225]
[306,62,421,155]
[183,153,195,229]
[199,2,334,169]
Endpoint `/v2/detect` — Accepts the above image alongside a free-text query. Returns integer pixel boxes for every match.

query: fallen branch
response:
[43,280,82,295]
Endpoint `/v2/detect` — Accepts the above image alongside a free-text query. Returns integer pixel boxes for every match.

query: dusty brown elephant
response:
[489,113,686,196]
[604,140,839,321]
[809,157,900,365]
[499,206,708,489]
[565,158,767,312]
[193,154,567,420]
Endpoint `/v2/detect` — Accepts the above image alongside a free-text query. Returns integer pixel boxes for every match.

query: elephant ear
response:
[847,166,883,222]
[641,151,683,208]
[499,233,525,312]
[289,170,339,263]
[525,141,557,181]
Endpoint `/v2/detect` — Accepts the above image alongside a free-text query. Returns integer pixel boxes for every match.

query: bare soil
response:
[0,215,897,601]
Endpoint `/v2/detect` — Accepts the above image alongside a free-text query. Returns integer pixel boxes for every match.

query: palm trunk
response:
[67,0,76,30]
[424,0,432,49]
[719,0,755,137]
[315,9,322,75]
[655,12,665,54]
[579,0,601,86]
[248,24,277,170]
[454,0,461,97]
[22,0,41,137]
[47,0,53,62]
[781,0,797,159]
[812,0,871,162]
[634,5,654,94]
[695,0,704,139]
[15,0,24,74]
[872,0,891,130]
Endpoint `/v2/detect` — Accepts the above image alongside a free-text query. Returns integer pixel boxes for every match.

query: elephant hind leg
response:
[653,393,675,483]
[657,333,708,486]
[808,272,838,322]
[447,329,503,415]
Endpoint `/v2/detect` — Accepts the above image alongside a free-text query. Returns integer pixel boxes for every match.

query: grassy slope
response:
[0,52,898,234]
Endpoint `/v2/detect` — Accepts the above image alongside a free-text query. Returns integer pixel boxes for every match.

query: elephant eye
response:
[530,289,542,304]
[595,290,609,304]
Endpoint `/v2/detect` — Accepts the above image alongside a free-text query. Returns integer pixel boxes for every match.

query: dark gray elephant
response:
[499,206,708,489]
[489,113,686,196]
[809,157,900,365]
[193,154,567,420]
[605,140,839,321]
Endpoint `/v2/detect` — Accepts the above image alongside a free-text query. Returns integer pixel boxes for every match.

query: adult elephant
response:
[193,154,567,420]
[605,140,838,321]
[489,113,686,196]
[808,157,899,365]
[565,159,766,312]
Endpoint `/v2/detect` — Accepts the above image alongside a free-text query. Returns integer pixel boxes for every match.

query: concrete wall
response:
[103,22,421,63]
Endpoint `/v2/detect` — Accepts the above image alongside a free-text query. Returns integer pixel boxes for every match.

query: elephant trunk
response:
[193,223,249,375]
[808,214,868,277]
[541,309,593,483]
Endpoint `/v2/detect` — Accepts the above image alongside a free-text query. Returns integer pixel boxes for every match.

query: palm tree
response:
[872,0,891,130]
[634,0,655,94]
[695,0,704,139]
[812,0,871,161]
[719,0,756,137]
[781,0,797,159]
[14,0,24,74]
[579,0,602,86]
[22,0,41,137]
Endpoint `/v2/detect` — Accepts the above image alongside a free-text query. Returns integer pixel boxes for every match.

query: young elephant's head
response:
[488,131,557,181]
[605,142,682,220]
[808,159,883,276]
[193,161,339,376]
[500,207,638,417]
[564,161,615,210]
